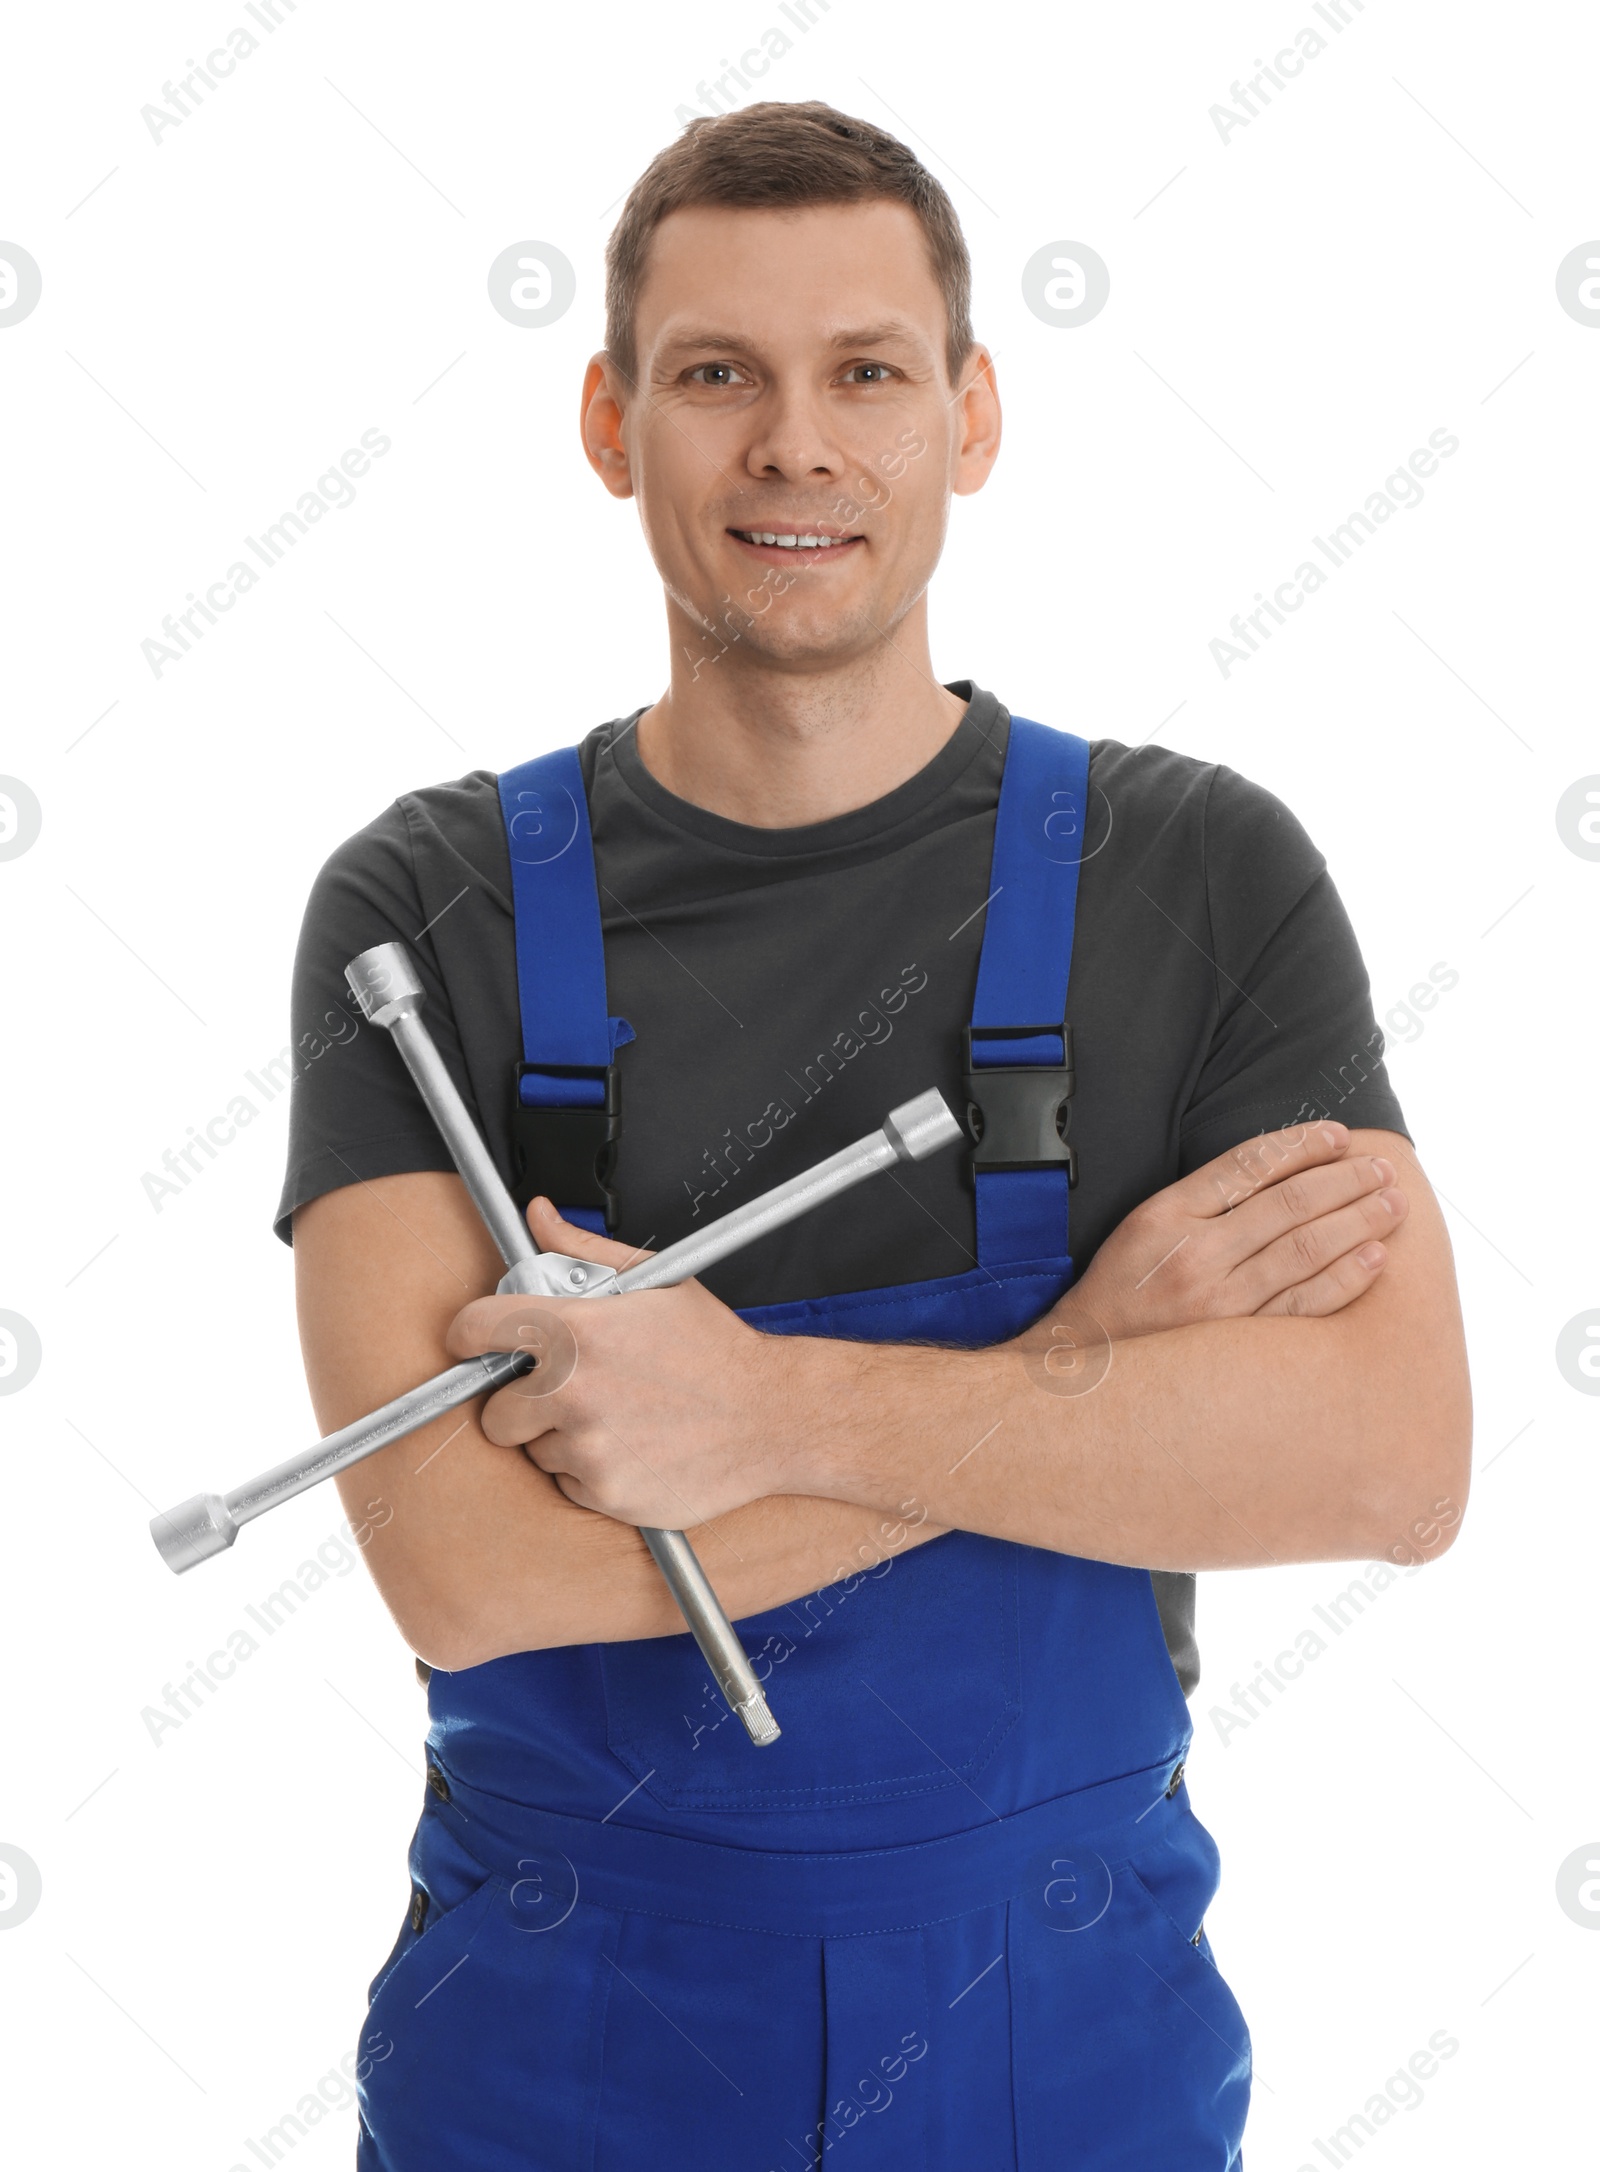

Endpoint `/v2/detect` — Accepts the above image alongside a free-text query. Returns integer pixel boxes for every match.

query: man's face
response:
[586,198,998,673]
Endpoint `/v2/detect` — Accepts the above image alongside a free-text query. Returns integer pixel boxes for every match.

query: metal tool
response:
[150,940,964,1746]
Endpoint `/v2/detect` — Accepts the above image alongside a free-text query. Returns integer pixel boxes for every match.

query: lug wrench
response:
[150,941,963,1745]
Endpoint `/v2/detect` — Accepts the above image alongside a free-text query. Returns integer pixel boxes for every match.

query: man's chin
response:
[704,613,891,672]
[668,577,898,666]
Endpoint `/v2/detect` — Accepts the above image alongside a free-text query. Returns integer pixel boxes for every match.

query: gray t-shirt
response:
[275,683,1410,1697]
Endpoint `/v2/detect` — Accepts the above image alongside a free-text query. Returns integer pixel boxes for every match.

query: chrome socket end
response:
[345,942,426,1030]
[883,1089,964,1164]
[150,1493,238,1575]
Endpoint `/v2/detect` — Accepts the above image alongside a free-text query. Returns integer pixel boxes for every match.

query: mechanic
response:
[278,98,1471,2172]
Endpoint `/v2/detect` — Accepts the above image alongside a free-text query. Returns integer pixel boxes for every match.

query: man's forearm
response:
[311,1137,1468,1666]
[784,1297,1471,1572]
[335,1413,947,1671]
[468,1133,1469,1580]
[301,1171,946,1671]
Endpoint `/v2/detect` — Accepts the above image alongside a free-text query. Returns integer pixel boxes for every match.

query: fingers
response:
[1252,1240,1391,1318]
[445,1291,559,1361]
[444,1199,655,1363]
[450,1302,577,1451]
[480,1376,554,1446]
[1183,1122,1353,1221]
[525,1196,655,1274]
[1233,1178,1409,1313]
[1202,1148,1405,1275]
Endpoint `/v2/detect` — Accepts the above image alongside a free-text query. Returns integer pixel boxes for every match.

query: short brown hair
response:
[604,100,974,392]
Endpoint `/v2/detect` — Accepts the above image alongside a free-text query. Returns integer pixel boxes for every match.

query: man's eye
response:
[842,363,895,385]
[688,362,748,386]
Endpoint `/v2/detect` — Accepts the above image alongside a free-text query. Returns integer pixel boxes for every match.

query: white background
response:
[1,2,1596,2165]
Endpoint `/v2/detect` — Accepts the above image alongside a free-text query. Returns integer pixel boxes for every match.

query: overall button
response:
[409,1886,429,1933]
[1165,1758,1186,1798]
[426,1761,451,1803]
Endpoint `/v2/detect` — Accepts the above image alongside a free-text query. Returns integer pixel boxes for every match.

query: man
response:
[280,100,1470,2171]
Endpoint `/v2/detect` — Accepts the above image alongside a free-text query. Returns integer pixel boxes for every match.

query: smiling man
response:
[281,101,1470,2172]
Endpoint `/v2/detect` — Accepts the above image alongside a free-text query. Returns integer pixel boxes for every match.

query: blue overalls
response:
[355,721,1253,2169]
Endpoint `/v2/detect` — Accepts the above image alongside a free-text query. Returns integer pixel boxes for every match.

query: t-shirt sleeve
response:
[1177,763,1411,1172]
[271,803,461,1246]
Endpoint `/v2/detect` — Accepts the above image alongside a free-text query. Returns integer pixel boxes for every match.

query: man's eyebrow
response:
[654,319,931,359]
[821,320,929,349]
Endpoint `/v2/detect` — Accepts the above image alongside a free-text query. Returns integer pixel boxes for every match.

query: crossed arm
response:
[294,1122,1472,1672]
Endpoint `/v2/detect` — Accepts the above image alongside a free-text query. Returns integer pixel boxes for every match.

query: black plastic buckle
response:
[509,1061,622,1232]
[961,1023,1077,1187]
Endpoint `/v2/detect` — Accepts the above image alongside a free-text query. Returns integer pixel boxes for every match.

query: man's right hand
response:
[1059,1121,1409,1345]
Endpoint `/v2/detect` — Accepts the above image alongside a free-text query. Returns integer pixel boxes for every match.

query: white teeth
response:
[742,531,845,548]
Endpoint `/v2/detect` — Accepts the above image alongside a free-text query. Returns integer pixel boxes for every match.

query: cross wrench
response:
[149,940,963,1745]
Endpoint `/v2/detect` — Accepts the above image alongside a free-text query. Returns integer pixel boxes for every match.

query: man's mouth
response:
[727,527,864,554]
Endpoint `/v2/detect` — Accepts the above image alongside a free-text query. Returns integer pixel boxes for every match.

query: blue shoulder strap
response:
[497,747,634,1235]
[497,718,1089,1261]
[967,716,1090,1269]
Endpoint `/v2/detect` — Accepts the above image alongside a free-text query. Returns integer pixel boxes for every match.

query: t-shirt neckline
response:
[601,680,1007,860]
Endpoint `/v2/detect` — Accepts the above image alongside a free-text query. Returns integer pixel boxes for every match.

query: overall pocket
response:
[1008,1810,1252,2168]
[364,1798,499,2006]
[359,1816,618,2172]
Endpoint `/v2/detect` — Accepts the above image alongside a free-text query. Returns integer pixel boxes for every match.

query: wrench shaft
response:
[230,1350,534,1525]
[152,938,962,1753]
[616,1135,893,1294]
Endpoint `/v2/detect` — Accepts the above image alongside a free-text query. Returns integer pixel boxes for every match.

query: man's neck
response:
[632,627,969,828]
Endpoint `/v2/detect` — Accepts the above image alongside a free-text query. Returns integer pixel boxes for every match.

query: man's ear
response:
[952,345,1002,499]
[580,354,636,500]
